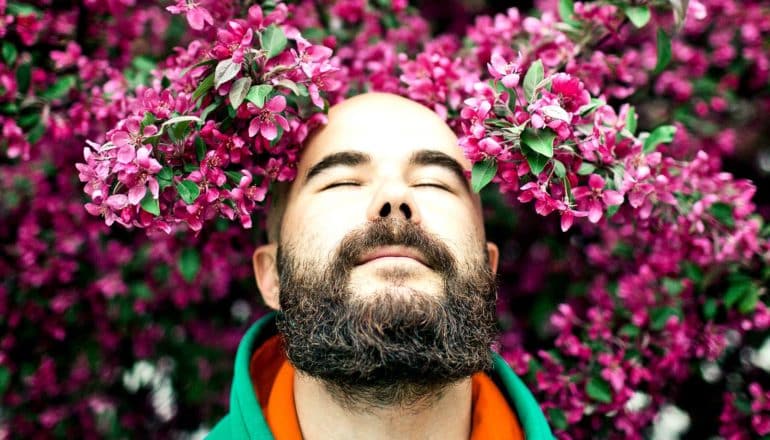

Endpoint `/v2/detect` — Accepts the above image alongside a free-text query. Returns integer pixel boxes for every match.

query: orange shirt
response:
[249,335,524,440]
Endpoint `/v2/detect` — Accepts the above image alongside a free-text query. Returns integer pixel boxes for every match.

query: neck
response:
[294,372,473,440]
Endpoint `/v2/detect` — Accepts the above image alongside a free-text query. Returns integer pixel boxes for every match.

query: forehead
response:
[296,93,471,174]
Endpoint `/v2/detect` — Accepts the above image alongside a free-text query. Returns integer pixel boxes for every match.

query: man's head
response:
[252,92,500,409]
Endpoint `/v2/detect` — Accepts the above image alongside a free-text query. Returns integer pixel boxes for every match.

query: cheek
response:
[281,194,368,258]
[415,194,485,245]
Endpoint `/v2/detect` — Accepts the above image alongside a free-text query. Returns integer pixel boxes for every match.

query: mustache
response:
[334,217,456,275]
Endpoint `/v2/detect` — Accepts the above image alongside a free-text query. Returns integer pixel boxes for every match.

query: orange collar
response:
[249,335,524,440]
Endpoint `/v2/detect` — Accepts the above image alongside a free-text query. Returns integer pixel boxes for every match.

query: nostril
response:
[400,203,411,219]
[379,202,391,217]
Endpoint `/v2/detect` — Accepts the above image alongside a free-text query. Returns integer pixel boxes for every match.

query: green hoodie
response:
[207,313,554,439]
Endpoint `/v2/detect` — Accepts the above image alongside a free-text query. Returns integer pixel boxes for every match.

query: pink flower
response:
[488,52,522,89]
[228,170,267,228]
[212,20,253,63]
[247,96,289,141]
[550,73,591,113]
[572,174,624,223]
[15,13,43,46]
[166,1,213,31]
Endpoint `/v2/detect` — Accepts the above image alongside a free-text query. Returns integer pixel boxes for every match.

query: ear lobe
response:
[253,243,280,310]
[486,242,499,275]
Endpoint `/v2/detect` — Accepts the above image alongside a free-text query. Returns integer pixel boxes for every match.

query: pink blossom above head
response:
[166,1,213,31]
[247,96,289,141]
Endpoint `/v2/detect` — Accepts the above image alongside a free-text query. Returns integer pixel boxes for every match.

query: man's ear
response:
[253,243,280,310]
[486,242,499,275]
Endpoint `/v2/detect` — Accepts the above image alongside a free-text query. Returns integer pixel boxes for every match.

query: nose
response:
[366,180,422,224]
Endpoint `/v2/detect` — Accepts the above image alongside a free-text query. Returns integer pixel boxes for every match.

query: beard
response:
[275,217,499,410]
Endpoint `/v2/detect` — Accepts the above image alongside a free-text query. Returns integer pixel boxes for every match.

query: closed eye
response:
[322,181,361,190]
[414,183,451,191]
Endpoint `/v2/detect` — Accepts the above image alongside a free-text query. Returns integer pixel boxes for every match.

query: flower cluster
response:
[0,0,768,438]
[77,2,342,232]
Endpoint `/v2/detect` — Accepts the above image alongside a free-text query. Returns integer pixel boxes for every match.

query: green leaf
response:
[471,159,497,193]
[625,106,637,135]
[16,63,31,95]
[662,278,684,295]
[130,282,153,300]
[578,98,604,116]
[521,128,555,158]
[521,143,549,175]
[586,377,613,404]
[553,160,567,178]
[262,25,288,60]
[162,115,200,127]
[178,248,200,283]
[558,0,577,25]
[229,77,252,109]
[650,306,681,330]
[157,167,173,190]
[548,408,568,431]
[724,274,752,309]
[141,112,156,129]
[226,170,244,184]
[643,125,676,153]
[195,136,207,162]
[0,366,10,395]
[619,324,640,338]
[167,121,192,144]
[623,5,651,28]
[702,298,717,320]
[200,102,219,122]
[6,2,40,15]
[17,112,40,130]
[709,202,734,228]
[192,73,215,102]
[132,56,156,73]
[176,180,200,204]
[738,287,759,314]
[523,59,544,103]
[245,84,274,108]
[1,41,17,66]
[139,192,160,216]
[654,29,672,74]
[682,262,704,285]
[214,59,241,89]
[301,27,326,42]
[577,162,596,175]
[275,78,307,96]
[40,75,77,100]
[26,122,45,144]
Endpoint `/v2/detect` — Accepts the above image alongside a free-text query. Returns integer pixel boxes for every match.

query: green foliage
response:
[176,180,200,204]
[523,60,544,103]
[471,159,497,193]
[262,25,288,59]
[586,377,613,403]
[178,248,201,283]
[643,125,676,153]
[245,84,274,107]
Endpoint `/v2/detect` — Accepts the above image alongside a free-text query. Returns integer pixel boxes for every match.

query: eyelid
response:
[322,181,361,190]
[414,182,452,191]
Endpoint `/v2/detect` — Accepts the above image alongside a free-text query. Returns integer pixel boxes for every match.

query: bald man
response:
[208,93,553,440]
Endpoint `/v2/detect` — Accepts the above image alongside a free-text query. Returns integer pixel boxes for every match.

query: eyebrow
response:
[303,149,470,191]
[409,150,470,191]
[305,151,371,183]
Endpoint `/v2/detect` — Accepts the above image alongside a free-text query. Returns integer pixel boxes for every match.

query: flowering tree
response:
[1,0,769,438]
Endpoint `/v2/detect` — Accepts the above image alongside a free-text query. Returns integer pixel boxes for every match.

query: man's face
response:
[279,93,493,294]
[255,93,499,407]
